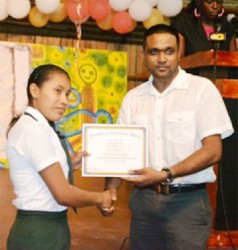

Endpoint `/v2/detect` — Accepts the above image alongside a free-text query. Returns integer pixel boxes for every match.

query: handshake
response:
[97,188,117,216]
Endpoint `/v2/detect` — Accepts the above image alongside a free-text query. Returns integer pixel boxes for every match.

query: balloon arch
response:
[0,0,183,37]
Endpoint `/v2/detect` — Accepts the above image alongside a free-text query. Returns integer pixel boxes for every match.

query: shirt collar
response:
[171,67,189,90]
[24,106,50,126]
[138,67,189,96]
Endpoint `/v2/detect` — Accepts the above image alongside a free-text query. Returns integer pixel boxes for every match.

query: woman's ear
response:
[29,83,39,98]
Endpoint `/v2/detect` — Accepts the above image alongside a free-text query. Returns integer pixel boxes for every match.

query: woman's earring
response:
[194,8,200,18]
[218,8,224,17]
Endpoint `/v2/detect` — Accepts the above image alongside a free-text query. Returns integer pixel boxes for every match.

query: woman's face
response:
[201,0,223,19]
[30,72,71,122]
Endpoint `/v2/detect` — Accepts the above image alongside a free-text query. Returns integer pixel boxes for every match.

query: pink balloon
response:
[89,0,111,21]
[66,0,89,23]
[112,11,134,34]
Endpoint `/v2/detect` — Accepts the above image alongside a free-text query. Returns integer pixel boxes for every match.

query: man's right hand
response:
[97,188,117,216]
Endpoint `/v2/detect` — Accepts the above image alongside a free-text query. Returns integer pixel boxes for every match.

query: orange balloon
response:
[129,19,137,32]
[89,0,111,21]
[50,2,67,23]
[66,0,89,23]
[28,6,49,28]
[112,11,134,34]
[96,13,113,30]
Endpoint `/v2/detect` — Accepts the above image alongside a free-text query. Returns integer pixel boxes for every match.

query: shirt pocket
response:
[166,111,195,143]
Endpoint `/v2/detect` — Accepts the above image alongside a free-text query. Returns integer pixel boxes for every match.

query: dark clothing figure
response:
[171,11,236,56]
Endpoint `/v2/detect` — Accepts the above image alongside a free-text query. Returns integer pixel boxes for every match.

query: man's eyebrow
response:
[147,47,174,52]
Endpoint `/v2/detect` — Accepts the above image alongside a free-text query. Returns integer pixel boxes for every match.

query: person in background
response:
[171,0,237,58]
[6,64,115,250]
[99,24,234,249]
[172,0,237,234]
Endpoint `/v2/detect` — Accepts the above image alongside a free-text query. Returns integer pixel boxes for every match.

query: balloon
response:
[163,16,171,25]
[8,0,30,19]
[148,0,158,6]
[109,0,131,12]
[143,8,165,29]
[96,13,113,30]
[50,2,67,22]
[157,0,183,17]
[129,0,152,22]
[0,0,8,21]
[35,0,60,14]
[66,0,89,23]
[28,6,49,28]
[112,11,134,34]
[129,19,137,32]
[89,0,111,21]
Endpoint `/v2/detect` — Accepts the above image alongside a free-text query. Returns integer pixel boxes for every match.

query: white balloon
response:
[0,0,8,21]
[129,0,152,22]
[157,0,183,17]
[35,0,60,14]
[109,0,132,12]
[8,0,30,19]
[148,0,158,7]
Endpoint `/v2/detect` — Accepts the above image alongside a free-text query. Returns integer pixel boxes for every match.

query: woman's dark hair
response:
[27,64,70,104]
[187,0,201,12]
[143,24,180,49]
[8,64,70,133]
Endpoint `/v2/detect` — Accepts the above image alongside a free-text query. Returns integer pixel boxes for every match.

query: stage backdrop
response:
[0,42,127,168]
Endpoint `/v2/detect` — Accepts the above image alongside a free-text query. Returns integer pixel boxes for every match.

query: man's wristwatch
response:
[162,168,174,183]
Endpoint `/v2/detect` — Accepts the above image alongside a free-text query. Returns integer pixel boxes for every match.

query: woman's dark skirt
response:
[7,209,70,250]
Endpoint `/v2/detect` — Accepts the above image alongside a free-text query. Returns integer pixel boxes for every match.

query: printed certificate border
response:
[82,123,148,177]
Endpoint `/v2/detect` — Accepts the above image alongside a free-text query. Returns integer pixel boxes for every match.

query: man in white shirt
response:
[99,24,234,249]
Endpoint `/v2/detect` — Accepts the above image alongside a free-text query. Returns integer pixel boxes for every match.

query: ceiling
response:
[0,0,237,46]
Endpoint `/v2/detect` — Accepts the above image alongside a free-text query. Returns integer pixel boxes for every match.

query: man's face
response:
[143,33,180,82]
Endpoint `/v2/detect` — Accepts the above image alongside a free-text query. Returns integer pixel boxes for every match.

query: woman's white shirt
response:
[7,107,68,212]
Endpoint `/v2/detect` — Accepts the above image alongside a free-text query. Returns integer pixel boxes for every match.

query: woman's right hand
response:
[97,189,117,216]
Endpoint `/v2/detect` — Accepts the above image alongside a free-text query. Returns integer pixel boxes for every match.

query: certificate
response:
[82,124,148,177]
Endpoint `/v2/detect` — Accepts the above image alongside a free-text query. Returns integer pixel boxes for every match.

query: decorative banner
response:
[0,43,31,169]
[0,42,127,168]
[0,45,14,169]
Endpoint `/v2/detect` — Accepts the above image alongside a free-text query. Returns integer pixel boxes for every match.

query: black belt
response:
[138,183,206,194]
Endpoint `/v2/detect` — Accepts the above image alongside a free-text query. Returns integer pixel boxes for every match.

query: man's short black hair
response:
[143,24,180,49]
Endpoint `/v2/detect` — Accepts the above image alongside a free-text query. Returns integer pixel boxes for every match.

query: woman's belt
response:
[17,209,68,218]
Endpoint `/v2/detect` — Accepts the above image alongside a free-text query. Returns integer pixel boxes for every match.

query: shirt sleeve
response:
[196,80,234,140]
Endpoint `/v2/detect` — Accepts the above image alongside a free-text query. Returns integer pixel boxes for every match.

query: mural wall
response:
[0,42,127,168]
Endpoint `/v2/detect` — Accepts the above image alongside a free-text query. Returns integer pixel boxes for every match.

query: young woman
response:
[6,64,115,250]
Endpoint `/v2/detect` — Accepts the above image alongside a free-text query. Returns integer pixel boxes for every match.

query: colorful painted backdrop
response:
[0,42,127,168]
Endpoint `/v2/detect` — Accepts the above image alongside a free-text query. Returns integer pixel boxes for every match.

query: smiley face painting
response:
[31,44,127,153]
